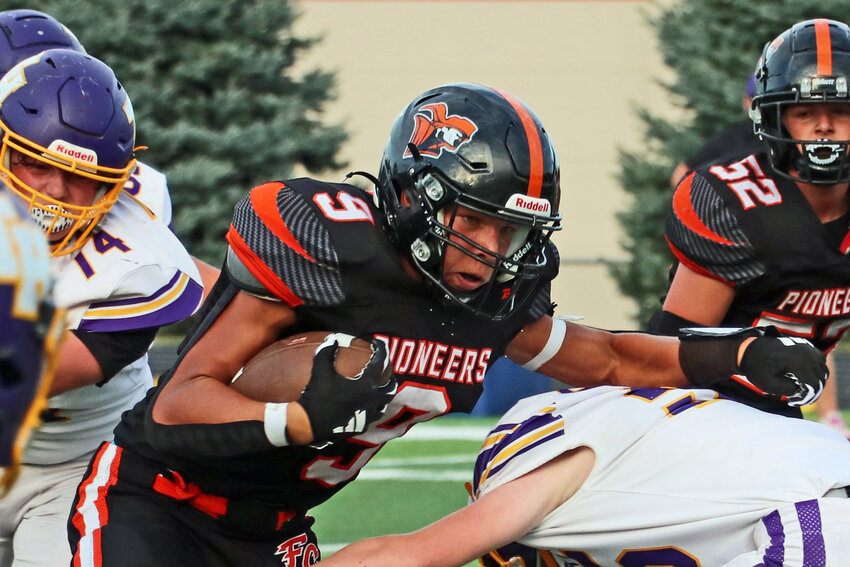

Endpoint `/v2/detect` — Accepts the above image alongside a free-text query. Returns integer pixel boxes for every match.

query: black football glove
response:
[738,328,826,406]
[679,326,827,406]
[297,337,397,444]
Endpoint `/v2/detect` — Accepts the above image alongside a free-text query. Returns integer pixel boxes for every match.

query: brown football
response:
[229,331,381,403]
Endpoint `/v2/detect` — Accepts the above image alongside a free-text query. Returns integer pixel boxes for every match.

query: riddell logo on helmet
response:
[812,77,837,90]
[47,140,98,165]
[507,194,551,215]
[404,102,478,158]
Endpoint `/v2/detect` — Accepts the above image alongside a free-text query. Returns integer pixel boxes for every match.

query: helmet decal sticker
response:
[404,102,478,158]
[506,194,551,216]
[0,55,33,104]
[47,140,98,165]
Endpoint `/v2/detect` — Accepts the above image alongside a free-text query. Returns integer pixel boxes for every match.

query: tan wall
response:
[292,0,676,329]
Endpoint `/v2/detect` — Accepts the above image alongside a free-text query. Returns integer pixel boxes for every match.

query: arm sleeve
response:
[665,172,764,286]
[646,310,702,336]
[71,327,158,383]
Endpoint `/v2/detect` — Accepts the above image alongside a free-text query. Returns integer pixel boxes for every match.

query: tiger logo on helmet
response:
[404,102,478,158]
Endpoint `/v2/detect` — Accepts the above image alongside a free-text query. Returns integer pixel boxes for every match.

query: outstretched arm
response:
[315,447,594,567]
[507,315,825,407]
[508,316,688,388]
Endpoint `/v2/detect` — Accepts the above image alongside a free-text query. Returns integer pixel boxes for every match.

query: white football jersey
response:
[24,187,202,464]
[473,386,850,566]
[121,160,173,227]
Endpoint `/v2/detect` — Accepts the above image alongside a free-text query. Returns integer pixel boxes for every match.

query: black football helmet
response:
[750,19,850,184]
[376,83,561,320]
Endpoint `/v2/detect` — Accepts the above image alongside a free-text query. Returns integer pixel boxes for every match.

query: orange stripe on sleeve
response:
[492,87,544,198]
[225,226,304,307]
[815,19,833,76]
[249,182,316,263]
[666,237,734,286]
[672,173,736,246]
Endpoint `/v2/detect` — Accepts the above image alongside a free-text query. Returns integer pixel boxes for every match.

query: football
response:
[229,331,379,403]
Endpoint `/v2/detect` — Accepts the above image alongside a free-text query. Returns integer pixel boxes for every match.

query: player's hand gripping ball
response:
[231,332,397,442]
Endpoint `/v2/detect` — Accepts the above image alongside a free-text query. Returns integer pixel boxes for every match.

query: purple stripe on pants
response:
[795,499,826,567]
[760,509,785,566]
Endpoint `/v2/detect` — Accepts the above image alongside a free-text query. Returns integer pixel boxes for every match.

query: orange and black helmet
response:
[376,83,561,320]
[750,19,850,184]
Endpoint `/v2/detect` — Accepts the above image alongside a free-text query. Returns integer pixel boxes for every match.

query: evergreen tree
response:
[1,0,345,264]
[612,0,850,327]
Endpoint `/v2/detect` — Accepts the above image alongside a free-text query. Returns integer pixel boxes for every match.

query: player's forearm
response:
[153,375,265,425]
[146,378,318,456]
[48,331,104,396]
[518,322,688,389]
[603,331,689,388]
[315,534,451,567]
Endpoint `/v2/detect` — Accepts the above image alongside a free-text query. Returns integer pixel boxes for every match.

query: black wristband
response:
[678,336,741,387]
[677,327,763,387]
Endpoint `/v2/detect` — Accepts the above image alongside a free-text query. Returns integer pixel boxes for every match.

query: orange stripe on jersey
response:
[226,227,304,307]
[492,87,544,198]
[672,173,736,246]
[815,19,833,76]
[250,182,316,263]
[666,237,735,286]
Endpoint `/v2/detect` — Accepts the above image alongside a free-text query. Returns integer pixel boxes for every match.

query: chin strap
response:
[343,170,380,187]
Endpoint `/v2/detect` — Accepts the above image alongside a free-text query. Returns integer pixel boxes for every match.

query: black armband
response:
[73,327,158,383]
[678,327,763,387]
[647,310,701,336]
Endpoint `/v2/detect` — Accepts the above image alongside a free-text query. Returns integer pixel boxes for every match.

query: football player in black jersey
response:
[68,83,827,567]
[650,19,850,422]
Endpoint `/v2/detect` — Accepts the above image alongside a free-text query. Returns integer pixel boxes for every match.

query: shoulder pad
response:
[122,161,172,225]
[225,247,279,300]
[55,202,202,331]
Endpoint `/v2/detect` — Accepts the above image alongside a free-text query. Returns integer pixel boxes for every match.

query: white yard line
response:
[358,468,471,481]
[399,424,492,441]
[370,455,474,467]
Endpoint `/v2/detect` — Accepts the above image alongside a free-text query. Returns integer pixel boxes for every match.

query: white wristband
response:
[263,402,290,447]
[522,317,567,371]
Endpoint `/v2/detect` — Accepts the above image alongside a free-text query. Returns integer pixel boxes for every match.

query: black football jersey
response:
[664,152,850,408]
[115,178,557,511]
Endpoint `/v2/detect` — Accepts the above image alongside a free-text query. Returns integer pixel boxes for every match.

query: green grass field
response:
[311,415,496,566]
